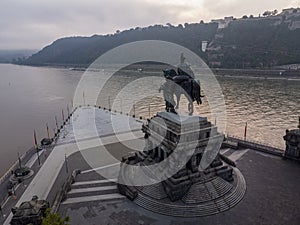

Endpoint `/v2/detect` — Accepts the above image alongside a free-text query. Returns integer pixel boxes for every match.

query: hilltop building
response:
[211,16,234,29]
[281,8,300,15]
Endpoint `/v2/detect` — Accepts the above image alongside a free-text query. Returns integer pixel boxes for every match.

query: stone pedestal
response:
[118,112,246,217]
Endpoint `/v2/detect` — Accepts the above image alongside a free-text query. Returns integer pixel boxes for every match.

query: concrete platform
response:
[57,145,300,225]
[3,106,300,225]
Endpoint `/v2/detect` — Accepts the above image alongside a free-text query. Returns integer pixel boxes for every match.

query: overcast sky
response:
[0,0,298,50]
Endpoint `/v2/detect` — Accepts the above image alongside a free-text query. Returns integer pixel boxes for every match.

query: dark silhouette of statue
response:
[159,71,177,114]
[160,54,202,115]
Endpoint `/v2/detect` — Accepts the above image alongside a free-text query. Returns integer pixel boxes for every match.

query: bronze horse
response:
[163,69,202,115]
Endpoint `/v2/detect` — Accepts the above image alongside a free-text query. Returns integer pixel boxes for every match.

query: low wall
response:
[226,136,284,156]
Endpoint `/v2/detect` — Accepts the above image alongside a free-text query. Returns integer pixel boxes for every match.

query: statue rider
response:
[159,53,202,115]
[177,53,195,78]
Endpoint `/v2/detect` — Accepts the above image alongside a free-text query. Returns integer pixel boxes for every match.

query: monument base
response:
[118,112,246,217]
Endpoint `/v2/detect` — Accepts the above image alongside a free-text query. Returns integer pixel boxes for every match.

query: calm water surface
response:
[0,64,299,176]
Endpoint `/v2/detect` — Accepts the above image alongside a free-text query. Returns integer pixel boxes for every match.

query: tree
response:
[166,23,174,27]
[263,11,272,17]
[242,15,248,19]
[272,9,278,16]
[42,209,70,225]
[249,15,254,19]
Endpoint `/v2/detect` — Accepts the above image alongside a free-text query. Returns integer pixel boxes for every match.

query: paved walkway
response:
[3,107,143,225]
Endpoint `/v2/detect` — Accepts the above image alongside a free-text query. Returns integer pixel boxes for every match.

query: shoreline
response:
[6,62,300,79]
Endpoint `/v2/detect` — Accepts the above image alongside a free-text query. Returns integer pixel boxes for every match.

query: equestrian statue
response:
[159,53,203,115]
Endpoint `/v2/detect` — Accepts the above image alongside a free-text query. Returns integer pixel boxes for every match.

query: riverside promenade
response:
[2,106,144,225]
[1,106,300,225]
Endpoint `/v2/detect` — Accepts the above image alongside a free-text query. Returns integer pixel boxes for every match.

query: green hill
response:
[23,23,217,67]
[21,14,300,69]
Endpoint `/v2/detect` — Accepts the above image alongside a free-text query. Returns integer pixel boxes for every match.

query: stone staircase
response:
[182,176,233,204]
[133,168,246,217]
[135,182,168,200]
[62,178,125,205]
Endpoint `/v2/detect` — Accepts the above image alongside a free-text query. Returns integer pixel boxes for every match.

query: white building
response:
[211,16,234,29]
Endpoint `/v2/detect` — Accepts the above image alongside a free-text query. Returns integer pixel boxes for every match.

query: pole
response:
[62,109,65,122]
[244,122,248,141]
[67,104,70,117]
[133,102,136,116]
[46,123,50,139]
[215,117,217,126]
[148,104,151,119]
[108,96,111,110]
[65,154,69,174]
[34,130,38,149]
[34,130,41,166]
[120,98,123,113]
[83,91,85,106]
[18,152,21,169]
[55,116,59,130]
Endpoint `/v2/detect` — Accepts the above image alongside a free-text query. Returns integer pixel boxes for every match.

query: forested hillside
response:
[23,23,217,67]
[21,14,300,69]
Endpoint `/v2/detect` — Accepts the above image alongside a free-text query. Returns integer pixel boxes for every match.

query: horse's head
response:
[163,69,177,79]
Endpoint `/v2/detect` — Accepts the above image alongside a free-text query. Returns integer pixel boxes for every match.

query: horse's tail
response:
[192,79,202,105]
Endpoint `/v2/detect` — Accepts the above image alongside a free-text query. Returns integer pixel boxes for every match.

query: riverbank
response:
[213,68,300,79]
[10,61,300,79]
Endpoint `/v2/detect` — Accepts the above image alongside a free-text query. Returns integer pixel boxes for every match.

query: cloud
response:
[0,0,297,49]
[0,0,191,49]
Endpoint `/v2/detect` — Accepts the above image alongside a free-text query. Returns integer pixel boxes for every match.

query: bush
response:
[42,209,70,225]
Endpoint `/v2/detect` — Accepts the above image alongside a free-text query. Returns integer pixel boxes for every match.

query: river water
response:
[0,63,299,176]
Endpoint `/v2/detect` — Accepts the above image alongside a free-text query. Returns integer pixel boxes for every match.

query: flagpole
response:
[108,96,111,110]
[46,123,50,139]
[120,98,123,114]
[65,154,69,174]
[61,109,65,123]
[34,130,41,166]
[83,91,85,106]
[67,104,70,117]
[244,122,248,141]
[55,116,59,131]
[18,152,21,169]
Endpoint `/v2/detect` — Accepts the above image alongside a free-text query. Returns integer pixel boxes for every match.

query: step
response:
[69,185,117,194]
[67,188,119,199]
[72,178,117,187]
[62,193,125,205]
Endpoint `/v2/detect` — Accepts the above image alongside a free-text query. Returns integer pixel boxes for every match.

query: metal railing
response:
[227,135,284,156]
